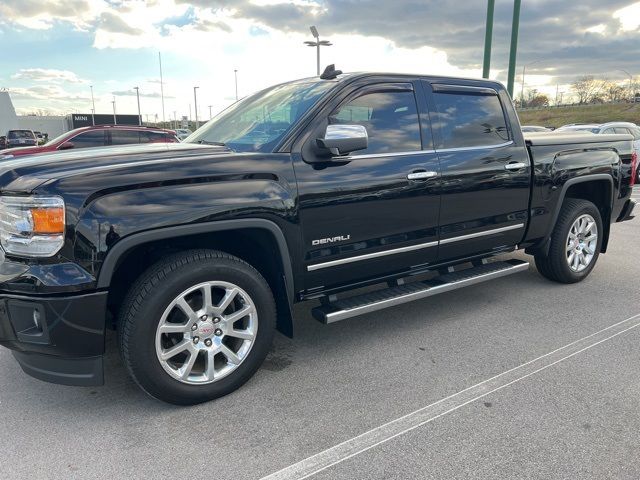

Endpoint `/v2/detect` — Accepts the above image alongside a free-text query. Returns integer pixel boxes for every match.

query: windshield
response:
[187,80,335,152]
[8,130,35,139]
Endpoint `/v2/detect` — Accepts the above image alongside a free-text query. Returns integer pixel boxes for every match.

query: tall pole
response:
[234,69,239,101]
[482,0,495,79]
[208,105,213,119]
[90,85,96,126]
[316,43,320,76]
[112,97,117,124]
[555,84,560,106]
[507,0,522,98]
[188,104,191,127]
[193,86,199,129]
[618,69,633,100]
[158,52,166,125]
[520,66,526,106]
[133,87,142,125]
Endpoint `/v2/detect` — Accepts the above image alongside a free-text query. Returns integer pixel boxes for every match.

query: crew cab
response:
[0,69,636,405]
[0,125,179,159]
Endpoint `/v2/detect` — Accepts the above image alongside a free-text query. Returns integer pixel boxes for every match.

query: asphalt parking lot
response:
[1,190,639,480]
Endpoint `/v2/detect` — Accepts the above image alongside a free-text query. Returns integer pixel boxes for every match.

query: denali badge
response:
[312,235,351,246]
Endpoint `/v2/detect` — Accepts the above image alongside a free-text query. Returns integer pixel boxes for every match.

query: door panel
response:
[428,83,531,261]
[295,82,441,291]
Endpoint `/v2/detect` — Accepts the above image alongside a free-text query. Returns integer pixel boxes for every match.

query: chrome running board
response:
[312,260,530,324]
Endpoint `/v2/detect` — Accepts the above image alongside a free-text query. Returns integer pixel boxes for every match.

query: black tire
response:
[534,198,603,284]
[118,249,276,405]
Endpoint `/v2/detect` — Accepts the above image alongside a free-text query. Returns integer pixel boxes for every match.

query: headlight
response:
[0,196,65,257]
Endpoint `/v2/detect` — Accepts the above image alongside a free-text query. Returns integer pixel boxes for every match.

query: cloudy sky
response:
[1,0,639,120]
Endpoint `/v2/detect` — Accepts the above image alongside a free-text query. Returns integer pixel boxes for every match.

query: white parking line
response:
[261,313,640,480]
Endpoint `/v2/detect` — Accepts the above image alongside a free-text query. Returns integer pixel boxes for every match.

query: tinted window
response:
[71,131,105,148]
[140,131,172,143]
[432,92,509,149]
[329,90,421,154]
[111,130,141,145]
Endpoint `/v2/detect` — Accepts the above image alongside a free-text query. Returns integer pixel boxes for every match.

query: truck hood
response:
[0,142,232,193]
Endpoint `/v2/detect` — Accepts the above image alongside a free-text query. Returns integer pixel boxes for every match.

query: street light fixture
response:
[193,86,200,129]
[133,87,142,125]
[521,60,542,107]
[90,85,96,126]
[618,69,634,101]
[304,26,332,76]
[234,69,239,101]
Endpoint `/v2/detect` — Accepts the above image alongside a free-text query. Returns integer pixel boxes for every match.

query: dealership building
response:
[0,90,141,139]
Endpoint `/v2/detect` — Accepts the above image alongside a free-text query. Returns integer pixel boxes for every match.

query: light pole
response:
[90,85,96,126]
[521,60,542,107]
[133,87,142,125]
[507,0,522,98]
[482,0,495,79]
[618,69,633,101]
[208,105,213,119]
[193,86,199,129]
[234,69,239,101]
[158,52,166,124]
[304,26,332,75]
[111,97,117,124]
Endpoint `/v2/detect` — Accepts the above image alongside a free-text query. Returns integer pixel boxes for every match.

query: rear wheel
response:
[118,250,276,405]
[534,198,603,284]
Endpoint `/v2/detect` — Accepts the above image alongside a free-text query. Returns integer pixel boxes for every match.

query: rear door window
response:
[140,131,171,143]
[614,127,631,135]
[431,90,510,149]
[111,130,141,145]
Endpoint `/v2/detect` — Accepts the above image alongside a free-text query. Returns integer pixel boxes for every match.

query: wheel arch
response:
[532,174,614,256]
[98,219,295,337]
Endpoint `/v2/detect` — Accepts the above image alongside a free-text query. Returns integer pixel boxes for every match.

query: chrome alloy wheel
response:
[155,281,258,384]
[566,214,598,273]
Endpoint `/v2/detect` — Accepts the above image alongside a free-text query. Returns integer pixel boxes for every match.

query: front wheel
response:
[118,250,276,405]
[534,198,603,284]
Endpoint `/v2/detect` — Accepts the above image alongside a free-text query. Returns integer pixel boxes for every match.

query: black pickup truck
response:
[0,69,636,404]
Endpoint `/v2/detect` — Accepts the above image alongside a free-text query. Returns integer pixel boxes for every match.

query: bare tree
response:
[602,81,626,103]
[571,76,603,104]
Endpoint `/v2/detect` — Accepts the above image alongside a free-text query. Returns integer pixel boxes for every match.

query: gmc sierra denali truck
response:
[0,69,636,405]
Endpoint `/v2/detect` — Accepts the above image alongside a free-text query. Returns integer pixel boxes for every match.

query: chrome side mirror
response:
[317,124,368,156]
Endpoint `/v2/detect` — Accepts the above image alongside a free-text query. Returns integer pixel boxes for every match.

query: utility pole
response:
[158,52,166,124]
[555,84,560,106]
[90,85,96,126]
[482,0,495,79]
[234,69,239,101]
[521,60,541,108]
[111,97,117,124]
[193,86,199,129]
[507,0,522,98]
[208,105,213,119]
[133,87,142,125]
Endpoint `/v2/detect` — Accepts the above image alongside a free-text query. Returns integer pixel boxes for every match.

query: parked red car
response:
[0,125,179,158]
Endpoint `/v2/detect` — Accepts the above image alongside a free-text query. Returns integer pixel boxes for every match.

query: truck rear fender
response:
[528,174,614,256]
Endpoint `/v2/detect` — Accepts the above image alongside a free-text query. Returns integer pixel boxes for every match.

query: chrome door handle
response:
[504,162,527,171]
[407,171,438,180]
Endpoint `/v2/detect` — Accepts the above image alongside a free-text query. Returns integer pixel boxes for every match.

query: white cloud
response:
[613,2,640,31]
[11,68,87,84]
